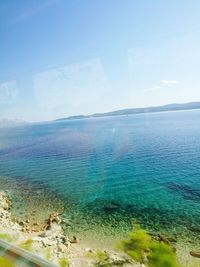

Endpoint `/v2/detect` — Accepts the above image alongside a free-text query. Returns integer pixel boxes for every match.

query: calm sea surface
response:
[1,110,200,243]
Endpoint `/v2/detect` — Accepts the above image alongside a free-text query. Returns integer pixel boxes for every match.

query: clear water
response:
[0,110,200,244]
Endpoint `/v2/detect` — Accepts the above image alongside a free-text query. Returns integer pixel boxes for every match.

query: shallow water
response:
[0,110,200,244]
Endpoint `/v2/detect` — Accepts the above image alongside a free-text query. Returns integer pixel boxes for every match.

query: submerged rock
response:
[102,202,121,212]
[158,234,171,245]
[190,251,200,258]
[165,182,200,202]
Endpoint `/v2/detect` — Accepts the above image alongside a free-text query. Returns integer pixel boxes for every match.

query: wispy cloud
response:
[0,81,18,104]
[143,79,180,92]
[161,80,179,85]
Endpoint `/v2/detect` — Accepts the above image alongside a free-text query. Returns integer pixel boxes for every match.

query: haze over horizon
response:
[1,0,200,121]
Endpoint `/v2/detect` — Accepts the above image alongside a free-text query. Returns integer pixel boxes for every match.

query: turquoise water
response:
[0,110,200,242]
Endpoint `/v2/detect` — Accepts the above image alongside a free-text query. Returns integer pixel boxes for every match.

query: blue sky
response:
[0,0,200,121]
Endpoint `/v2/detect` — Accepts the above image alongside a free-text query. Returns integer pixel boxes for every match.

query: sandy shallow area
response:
[0,190,200,267]
[0,191,143,266]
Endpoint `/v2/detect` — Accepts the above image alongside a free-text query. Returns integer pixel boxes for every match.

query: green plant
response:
[45,248,52,261]
[59,257,70,267]
[20,238,33,251]
[119,227,181,267]
[148,241,179,267]
[0,256,14,267]
[119,228,151,263]
[0,233,13,242]
[93,251,112,267]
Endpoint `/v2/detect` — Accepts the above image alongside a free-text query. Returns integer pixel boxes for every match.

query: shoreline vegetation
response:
[1,191,200,266]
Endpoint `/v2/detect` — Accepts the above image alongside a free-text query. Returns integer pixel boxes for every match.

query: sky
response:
[0,0,200,122]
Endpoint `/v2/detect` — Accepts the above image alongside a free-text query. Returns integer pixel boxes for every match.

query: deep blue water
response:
[1,109,200,239]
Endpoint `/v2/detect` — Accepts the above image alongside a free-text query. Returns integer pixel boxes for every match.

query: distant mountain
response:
[65,115,86,120]
[0,118,28,127]
[56,102,200,121]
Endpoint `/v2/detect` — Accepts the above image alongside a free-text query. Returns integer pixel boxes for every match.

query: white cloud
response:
[161,80,179,85]
[143,79,180,93]
[33,58,111,118]
[0,81,18,104]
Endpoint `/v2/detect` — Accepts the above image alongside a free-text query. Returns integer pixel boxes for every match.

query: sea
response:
[0,109,200,246]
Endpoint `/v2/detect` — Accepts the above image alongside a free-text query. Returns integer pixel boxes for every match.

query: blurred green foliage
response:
[148,241,179,267]
[59,257,70,267]
[92,251,113,267]
[20,238,33,251]
[0,256,14,267]
[119,229,151,263]
[120,226,181,267]
[0,233,13,242]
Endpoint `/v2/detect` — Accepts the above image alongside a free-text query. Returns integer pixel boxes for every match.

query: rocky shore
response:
[0,191,143,267]
[1,191,200,267]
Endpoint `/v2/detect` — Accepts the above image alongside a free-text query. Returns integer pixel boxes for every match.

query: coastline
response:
[0,190,200,266]
[0,191,140,266]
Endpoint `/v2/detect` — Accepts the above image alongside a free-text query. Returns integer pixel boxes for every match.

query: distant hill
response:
[56,102,200,121]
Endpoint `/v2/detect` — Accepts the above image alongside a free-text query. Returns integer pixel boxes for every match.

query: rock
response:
[49,223,62,234]
[103,202,120,212]
[19,221,25,226]
[44,212,61,231]
[59,235,68,244]
[49,213,61,224]
[0,192,12,210]
[190,251,200,258]
[69,236,78,244]
[166,236,177,243]
[158,234,171,245]
[41,238,57,247]
[39,232,47,238]
[1,201,9,210]
[57,244,67,253]
[85,247,93,253]
[22,225,30,232]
